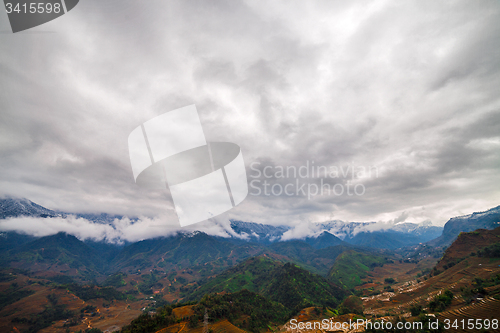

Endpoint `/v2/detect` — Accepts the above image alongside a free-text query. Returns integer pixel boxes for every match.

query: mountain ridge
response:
[428,205,500,247]
[3,197,500,252]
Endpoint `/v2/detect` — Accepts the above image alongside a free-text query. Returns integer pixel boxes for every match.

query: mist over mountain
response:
[2,197,499,250]
[230,220,290,243]
[228,218,442,249]
[0,197,448,249]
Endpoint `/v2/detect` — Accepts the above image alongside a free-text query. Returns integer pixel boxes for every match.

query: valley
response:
[1,199,500,332]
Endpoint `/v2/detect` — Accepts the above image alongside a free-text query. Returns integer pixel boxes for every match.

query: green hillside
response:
[184,256,347,311]
[263,262,347,311]
[327,250,388,290]
[184,256,280,298]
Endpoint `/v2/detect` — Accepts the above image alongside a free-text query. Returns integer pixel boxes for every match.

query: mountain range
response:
[2,198,500,253]
[230,219,443,249]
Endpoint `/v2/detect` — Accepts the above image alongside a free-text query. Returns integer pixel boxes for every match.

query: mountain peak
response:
[230,220,290,243]
[0,197,59,219]
[304,231,344,249]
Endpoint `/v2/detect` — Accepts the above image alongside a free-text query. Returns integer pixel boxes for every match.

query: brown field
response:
[0,270,155,333]
[154,319,247,333]
[172,305,195,319]
[38,298,148,333]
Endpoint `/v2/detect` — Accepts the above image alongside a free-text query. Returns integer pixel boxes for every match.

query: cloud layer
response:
[1,0,499,233]
[0,215,244,244]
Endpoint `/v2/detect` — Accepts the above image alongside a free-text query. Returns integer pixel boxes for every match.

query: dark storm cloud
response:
[1,0,499,239]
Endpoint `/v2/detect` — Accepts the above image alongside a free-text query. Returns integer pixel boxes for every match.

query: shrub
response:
[429,290,453,312]
[409,304,423,316]
[478,243,500,258]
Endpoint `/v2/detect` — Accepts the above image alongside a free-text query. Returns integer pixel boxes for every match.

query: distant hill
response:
[184,256,347,310]
[347,228,442,250]
[110,231,264,274]
[347,231,409,249]
[429,205,500,247]
[267,240,349,275]
[7,232,106,280]
[0,232,36,256]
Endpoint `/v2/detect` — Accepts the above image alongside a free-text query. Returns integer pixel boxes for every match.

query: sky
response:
[1,0,499,240]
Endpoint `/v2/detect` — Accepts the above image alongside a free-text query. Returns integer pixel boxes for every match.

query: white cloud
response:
[0,214,252,244]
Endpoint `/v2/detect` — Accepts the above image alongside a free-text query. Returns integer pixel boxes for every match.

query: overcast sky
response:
[1,0,499,236]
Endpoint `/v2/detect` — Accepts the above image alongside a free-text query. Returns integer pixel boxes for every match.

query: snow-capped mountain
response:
[228,219,443,249]
[230,220,290,243]
[0,197,59,219]
[430,205,500,246]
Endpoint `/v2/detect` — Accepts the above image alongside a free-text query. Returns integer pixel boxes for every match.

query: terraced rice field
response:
[437,296,500,332]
